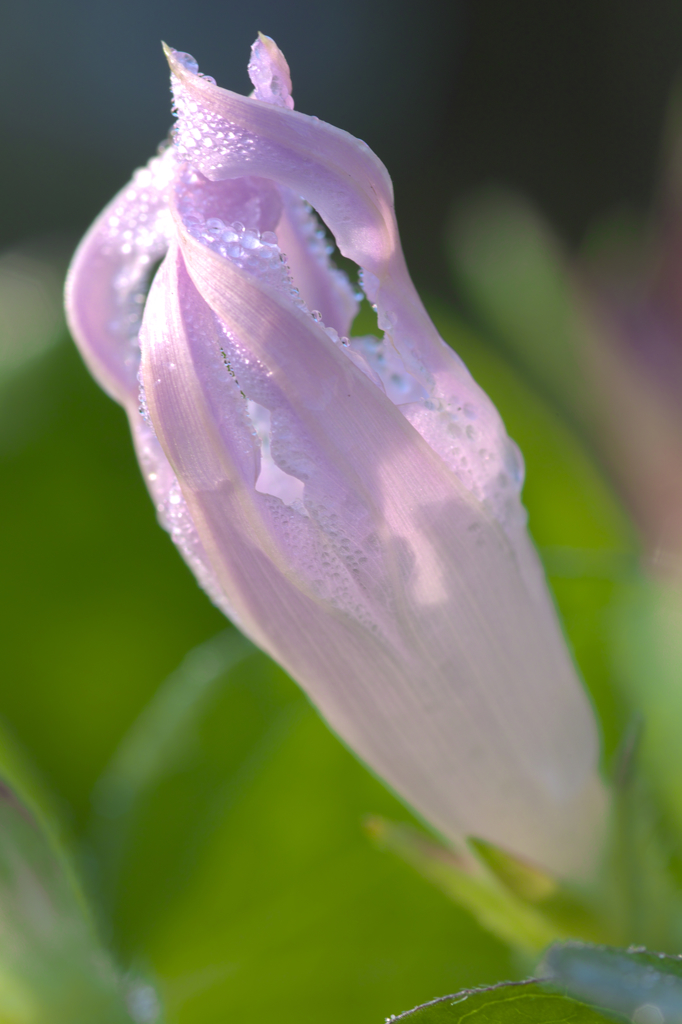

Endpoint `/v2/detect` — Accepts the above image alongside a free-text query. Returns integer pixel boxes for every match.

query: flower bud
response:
[65,36,606,876]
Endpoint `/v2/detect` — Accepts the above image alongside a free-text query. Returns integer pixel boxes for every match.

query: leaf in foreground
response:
[542,941,682,1022]
[387,979,616,1023]
[0,778,155,1023]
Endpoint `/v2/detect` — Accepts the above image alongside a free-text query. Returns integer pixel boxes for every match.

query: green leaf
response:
[366,819,561,956]
[0,778,147,1024]
[446,190,594,430]
[368,817,646,963]
[397,940,682,1023]
[542,941,682,1023]
[0,342,226,832]
[386,980,616,1022]
[90,634,515,1024]
[611,579,682,853]
[93,629,254,824]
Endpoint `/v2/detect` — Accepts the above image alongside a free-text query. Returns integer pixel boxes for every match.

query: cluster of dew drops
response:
[184,211,282,274]
[169,50,256,173]
[179,205,353,348]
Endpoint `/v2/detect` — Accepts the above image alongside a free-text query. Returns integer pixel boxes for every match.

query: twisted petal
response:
[247,32,295,110]
[165,46,523,531]
[140,220,605,877]
[64,146,176,405]
[64,151,260,620]
[275,187,359,338]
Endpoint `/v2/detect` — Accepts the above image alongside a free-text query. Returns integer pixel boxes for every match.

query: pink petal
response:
[65,146,176,405]
[247,33,294,110]
[164,43,396,273]
[165,44,531,537]
[129,415,239,624]
[141,226,606,877]
[275,188,359,338]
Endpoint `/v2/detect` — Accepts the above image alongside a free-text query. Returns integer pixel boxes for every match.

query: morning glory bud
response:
[65,36,606,877]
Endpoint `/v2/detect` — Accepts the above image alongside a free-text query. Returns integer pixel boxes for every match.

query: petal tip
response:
[163,42,200,79]
[248,32,294,109]
[161,40,175,69]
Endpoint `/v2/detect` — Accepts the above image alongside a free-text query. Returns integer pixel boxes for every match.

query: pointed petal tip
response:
[248,32,294,110]
[163,43,200,80]
[253,31,286,58]
[161,40,174,67]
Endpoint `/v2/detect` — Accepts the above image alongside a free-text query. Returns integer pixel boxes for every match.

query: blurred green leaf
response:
[386,981,615,1023]
[366,819,562,956]
[0,341,225,830]
[90,635,514,1024]
[91,629,255,888]
[0,778,145,1024]
[447,190,593,429]
[0,242,67,379]
[597,712,682,952]
[611,579,682,853]
[93,630,255,818]
[368,818,651,959]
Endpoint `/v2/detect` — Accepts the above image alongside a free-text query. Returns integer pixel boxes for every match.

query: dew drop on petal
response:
[173,51,199,74]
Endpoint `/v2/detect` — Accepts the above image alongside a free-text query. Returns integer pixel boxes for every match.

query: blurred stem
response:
[368,818,575,960]
[597,714,682,952]
[368,724,682,964]
[611,716,646,941]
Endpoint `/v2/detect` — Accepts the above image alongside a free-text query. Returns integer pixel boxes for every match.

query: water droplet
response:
[242,229,261,249]
[311,310,322,322]
[174,51,199,74]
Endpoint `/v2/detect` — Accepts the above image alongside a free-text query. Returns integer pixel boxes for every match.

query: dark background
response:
[4,0,682,293]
